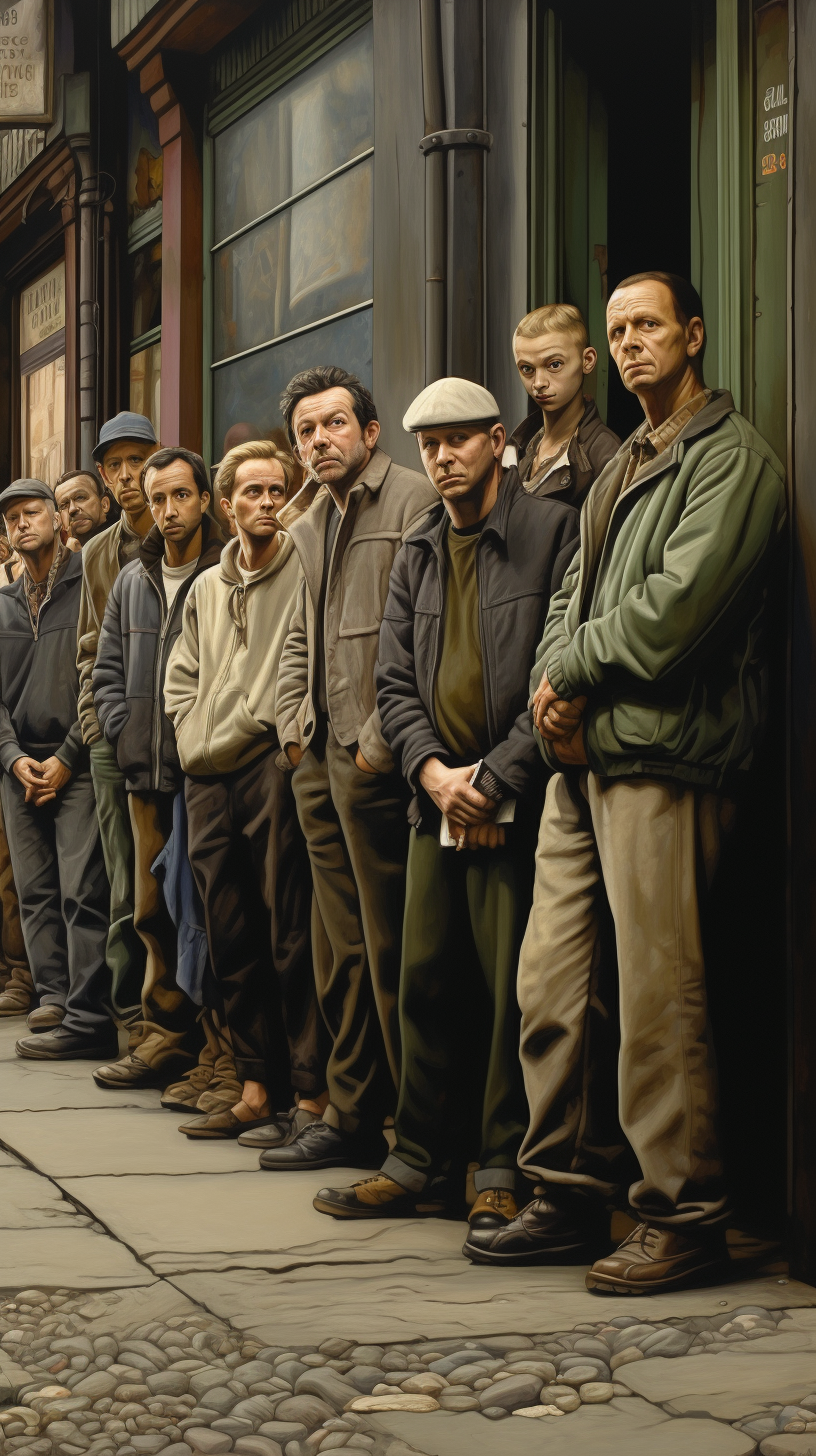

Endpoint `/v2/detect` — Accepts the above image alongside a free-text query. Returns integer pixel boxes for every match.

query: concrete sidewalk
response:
[0,1018,814,1455]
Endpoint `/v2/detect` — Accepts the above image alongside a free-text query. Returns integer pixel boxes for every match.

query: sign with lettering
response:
[20,259,64,355]
[0,0,52,125]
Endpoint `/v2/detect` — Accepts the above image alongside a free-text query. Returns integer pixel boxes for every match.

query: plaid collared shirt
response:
[623,389,712,490]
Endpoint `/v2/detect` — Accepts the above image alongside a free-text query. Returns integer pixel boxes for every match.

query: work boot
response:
[0,963,35,1016]
[195,1019,241,1113]
[259,1120,383,1172]
[93,1032,190,1089]
[585,1222,729,1294]
[161,1010,220,1112]
[313,1173,448,1219]
[468,1188,518,1230]
[27,1004,66,1032]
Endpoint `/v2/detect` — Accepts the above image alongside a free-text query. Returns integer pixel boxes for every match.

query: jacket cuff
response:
[0,743,24,775]
[546,650,574,701]
[55,738,81,773]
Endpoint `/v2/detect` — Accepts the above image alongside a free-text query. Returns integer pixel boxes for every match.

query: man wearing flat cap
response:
[314,377,579,1228]
[0,479,115,1061]
[74,412,170,1091]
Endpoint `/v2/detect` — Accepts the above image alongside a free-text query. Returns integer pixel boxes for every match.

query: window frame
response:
[202,1,373,465]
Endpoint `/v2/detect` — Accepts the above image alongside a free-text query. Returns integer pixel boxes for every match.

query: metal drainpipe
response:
[75,147,99,470]
[420,0,447,385]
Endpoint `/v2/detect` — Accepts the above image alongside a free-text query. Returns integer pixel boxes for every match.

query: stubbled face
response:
[54,476,109,542]
[223,458,287,541]
[291,387,379,487]
[417,423,505,505]
[144,460,209,551]
[3,498,58,556]
[513,331,595,414]
[607,280,703,394]
[98,438,155,514]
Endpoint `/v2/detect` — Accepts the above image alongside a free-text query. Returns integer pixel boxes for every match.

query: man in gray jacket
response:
[263,366,438,1172]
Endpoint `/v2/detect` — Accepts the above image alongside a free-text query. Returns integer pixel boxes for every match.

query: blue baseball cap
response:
[0,478,56,512]
[92,411,157,463]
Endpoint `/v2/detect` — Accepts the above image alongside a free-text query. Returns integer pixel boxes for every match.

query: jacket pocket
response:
[609,699,664,750]
[338,536,399,637]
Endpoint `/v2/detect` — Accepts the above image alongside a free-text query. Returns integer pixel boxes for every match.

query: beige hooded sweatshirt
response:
[164,532,299,776]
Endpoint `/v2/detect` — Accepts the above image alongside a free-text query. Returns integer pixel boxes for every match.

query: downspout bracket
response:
[419,128,493,154]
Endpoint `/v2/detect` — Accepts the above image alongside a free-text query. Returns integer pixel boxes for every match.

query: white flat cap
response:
[403,377,501,432]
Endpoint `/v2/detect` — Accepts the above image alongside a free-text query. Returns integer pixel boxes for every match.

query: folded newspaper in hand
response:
[439,759,516,846]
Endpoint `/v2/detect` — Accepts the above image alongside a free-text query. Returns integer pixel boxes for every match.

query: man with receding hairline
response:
[467,272,787,1290]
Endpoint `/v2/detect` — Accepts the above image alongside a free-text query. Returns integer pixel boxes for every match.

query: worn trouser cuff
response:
[382,1153,427,1194]
[473,1166,516,1192]
[323,1102,361,1135]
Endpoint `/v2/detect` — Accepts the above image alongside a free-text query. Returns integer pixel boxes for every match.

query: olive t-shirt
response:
[434,518,489,757]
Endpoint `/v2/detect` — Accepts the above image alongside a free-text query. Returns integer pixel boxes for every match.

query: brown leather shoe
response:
[468,1188,518,1229]
[586,1221,728,1294]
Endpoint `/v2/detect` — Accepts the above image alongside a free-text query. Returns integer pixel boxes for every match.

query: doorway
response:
[542,0,788,1245]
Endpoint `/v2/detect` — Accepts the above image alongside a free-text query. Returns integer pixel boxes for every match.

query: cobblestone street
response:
[0,1021,814,1456]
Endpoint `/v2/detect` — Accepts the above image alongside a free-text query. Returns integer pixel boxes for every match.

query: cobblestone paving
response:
[1,1288,815,1456]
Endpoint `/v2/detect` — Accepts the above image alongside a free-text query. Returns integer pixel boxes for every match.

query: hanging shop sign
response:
[0,0,53,126]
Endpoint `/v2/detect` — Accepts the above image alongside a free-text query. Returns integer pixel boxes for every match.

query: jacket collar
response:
[509,396,601,460]
[219,530,295,586]
[138,513,225,577]
[612,388,735,495]
[406,467,521,551]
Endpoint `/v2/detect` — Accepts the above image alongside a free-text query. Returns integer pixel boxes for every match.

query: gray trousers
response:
[1,768,113,1038]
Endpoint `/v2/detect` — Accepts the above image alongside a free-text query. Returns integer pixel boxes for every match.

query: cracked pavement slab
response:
[1,1021,816,1453]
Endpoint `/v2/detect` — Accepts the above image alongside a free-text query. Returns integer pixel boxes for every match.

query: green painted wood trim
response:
[587,87,608,420]
[202,123,214,467]
[691,0,720,387]
[129,323,161,356]
[207,0,372,137]
[529,4,561,307]
[716,0,753,409]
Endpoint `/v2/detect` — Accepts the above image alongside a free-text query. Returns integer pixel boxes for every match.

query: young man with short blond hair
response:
[507,303,619,507]
[165,438,326,1145]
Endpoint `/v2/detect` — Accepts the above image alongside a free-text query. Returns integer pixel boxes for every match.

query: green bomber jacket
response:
[532,390,787,789]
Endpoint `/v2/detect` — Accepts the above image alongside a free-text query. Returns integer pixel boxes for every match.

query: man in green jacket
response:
[465,272,786,1291]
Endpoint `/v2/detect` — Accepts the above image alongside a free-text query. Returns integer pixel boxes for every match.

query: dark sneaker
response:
[258,1120,382,1171]
[16,1028,119,1061]
[463,1192,609,1266]
[314,1173,447,1219]
[238,1105,319,1149]
[585,1222,729,1294]
[468,1188,518,1229]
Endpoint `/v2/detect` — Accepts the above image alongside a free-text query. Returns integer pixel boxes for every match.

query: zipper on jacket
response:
[144,571,167,791]
[475,537,498,747]
[201,595,242,773]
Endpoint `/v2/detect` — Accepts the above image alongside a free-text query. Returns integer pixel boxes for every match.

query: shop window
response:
[128,71,162,434]
[210,22,374,458]
[19,260,66,486]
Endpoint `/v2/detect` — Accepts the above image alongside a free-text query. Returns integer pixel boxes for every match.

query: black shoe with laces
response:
[463,1190,610,1266]
[258,1119,383,1171]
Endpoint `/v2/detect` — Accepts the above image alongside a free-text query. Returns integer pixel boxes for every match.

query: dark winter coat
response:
[93,514,224,793]
[0,549,85,774]
[507,396,620,508]
[376,468,579,821]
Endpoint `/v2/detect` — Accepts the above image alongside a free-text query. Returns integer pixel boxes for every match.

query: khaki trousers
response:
[127,791,199,1067]
[518,770,731,1229]
[293,723,409,1133]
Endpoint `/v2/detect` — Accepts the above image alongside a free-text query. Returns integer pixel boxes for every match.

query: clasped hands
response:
[419,757,505,850]
[12,755,71,806]
[532,672,588,765]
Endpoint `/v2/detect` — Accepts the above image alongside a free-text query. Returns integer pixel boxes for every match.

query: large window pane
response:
[213,23,373,242]
[22,356,65,486]
[213,307,372,460]
[130,341,161,437]
[214,159,372,360]
[131,238,162,339]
